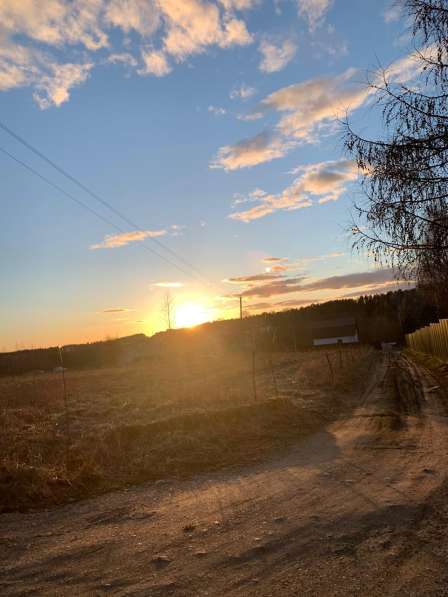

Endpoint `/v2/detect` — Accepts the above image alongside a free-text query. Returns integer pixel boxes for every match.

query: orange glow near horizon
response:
[175,301,212,329]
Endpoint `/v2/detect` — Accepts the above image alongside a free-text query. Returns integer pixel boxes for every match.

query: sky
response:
[0,0,417,351]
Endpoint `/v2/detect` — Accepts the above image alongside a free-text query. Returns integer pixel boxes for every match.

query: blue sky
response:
[0,0,416,350]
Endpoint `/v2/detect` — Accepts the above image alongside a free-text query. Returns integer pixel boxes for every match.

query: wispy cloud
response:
[90,229,167,250]
[170,224,186,236]
[211,131,294,170]
[262,256,289,263]
[208,105,227,116]
[213,52,422,170]
[258,38,297,73]
[298,269,397,292]
[238,277,306,298]
[225,273,284,284]
[153,281,184,288]
[295,251,345,267]
[90,223,185,249]
[383,3,402,23]
[227,268,401,300]
[261,252,345,272]
[0,37,93,108]
[139,48,172,77]
[297,0,333,32]
[107,52,138,67]
[102,307,131,313]
[230,83,256,100]
[229,159,357,221]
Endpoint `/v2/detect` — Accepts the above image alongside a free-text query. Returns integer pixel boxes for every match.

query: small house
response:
[312,316,359,347]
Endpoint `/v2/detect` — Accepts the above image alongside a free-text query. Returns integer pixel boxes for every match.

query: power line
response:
[0,120,212,286]
[0,146,203,280]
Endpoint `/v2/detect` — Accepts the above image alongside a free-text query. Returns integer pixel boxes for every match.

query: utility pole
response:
[239,295,243,321]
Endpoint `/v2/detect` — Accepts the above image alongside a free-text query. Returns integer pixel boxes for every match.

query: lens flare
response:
[175,302,210,328]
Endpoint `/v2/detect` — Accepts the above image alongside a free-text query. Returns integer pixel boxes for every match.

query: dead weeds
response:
[0,347,373,512]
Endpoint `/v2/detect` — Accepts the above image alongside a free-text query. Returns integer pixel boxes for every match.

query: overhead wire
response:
[0,146,203,280]
[0,119,216,288]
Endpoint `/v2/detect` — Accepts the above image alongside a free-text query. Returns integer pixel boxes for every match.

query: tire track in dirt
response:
[1,352,448,596]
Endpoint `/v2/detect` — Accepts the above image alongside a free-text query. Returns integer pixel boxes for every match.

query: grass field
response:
[0,346,374,512]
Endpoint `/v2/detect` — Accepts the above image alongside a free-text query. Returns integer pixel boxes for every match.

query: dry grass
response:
[404,348,448,386]
[0,346,373,512]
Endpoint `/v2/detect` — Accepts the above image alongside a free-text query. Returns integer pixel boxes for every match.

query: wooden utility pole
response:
[239,296,243,320]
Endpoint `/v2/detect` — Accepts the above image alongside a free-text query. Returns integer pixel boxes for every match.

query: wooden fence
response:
[405,319,448,360]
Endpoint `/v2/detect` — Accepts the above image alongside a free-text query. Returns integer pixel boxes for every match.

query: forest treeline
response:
[0,287,443,376]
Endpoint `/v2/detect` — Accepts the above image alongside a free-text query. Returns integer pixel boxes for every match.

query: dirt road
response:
[1,352,448,596]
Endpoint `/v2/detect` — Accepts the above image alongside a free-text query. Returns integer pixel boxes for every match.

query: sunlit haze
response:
[0,0,413,350]
[175,302,213,329]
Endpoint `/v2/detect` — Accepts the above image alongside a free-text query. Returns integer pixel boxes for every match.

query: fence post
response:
[270,355,279,399]
[58,347,71,468]
[325,353,335,386]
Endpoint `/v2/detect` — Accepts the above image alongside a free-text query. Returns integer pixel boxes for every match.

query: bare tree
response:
[161,292,174,330]
[344,0,448,308]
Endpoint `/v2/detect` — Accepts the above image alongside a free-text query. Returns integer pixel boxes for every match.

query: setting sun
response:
[175,302,211,328]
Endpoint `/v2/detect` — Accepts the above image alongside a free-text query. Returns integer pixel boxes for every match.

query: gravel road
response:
[1,352,448,596]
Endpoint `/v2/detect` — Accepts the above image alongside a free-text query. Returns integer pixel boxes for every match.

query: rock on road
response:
[1,352,448,596]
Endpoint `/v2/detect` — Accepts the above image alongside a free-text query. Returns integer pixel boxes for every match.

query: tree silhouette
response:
[344,0,448,307]
[161,291,174,330]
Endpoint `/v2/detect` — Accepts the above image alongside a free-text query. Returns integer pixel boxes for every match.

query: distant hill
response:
[0,288,442,375]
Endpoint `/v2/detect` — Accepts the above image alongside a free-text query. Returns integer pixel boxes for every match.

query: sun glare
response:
[175,302,210,328]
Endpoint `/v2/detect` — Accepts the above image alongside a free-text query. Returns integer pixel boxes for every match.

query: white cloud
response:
[139,48,171,76]
[0,0,257,106]
[90,229,168,249]
[262,67,368,142]
[237,110,264,121]
[208,105,227,115]
[33,61,93,109]
[258,38,297,73]
[107,52,138,67]
[297,0,333,32]
[213,51,424,170]
[105,0,161,36]
[0,39,37,91]
[230,83,256,100]
[160,0,252,61]
[229,159,357,221]
[383,3,402,23]
[0,0,108,50]
[0,35,93,108]
[219,0,259,9]
[232,187,266,206]
[211,131,294,170]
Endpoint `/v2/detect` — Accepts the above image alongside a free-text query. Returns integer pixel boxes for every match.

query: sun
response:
[175,302,210,328]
